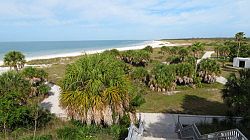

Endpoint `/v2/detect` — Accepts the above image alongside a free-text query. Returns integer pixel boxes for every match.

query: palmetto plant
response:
[60,54,133,125]
[149,64,176,92]
[130,67,149,83]
[21,67,49,97]
[4,51,26,71]
[121,50,150,66]
[190,42,204,58]
[175,63,195,85]
[197,58,221,83]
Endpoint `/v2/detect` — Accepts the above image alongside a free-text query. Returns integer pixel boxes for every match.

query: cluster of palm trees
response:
[149,64,176,92]
[60,54,136,126]
[120,50,150,66]
[197,58,221,83]
[161,43,204,60]
[148,63,195,92]
[214,46,230,58]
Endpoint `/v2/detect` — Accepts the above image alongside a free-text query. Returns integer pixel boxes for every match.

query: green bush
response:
[143,45,153,53]
[56,126,82,140]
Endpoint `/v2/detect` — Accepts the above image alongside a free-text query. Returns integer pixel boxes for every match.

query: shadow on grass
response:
[168,95,228,116]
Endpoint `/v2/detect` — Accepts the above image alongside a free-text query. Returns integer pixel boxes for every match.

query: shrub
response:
[143,45,153,53]
[131,67,148,82]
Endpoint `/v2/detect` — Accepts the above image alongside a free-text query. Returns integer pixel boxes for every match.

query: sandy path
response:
[41,84,67,118]
[197,51,215,64]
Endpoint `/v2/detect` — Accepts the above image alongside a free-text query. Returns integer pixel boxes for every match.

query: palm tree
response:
[222,69,250,116]
[121,50,150,66]
[197,59,221,83]
[60,54,133,125]
[235,32,246,57]
[3,51,26,71]
[149,64,176,92]
[175,63,195,85]
[178,48,189,61]
[214,46,220,58]
[131,67,149,83]
[191,42,204,58]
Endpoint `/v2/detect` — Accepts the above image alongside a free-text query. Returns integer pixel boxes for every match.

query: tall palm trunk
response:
[4,121,7,139]
[237,41,241,57]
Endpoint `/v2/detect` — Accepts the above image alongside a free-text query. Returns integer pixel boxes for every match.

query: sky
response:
[0,0,249,41]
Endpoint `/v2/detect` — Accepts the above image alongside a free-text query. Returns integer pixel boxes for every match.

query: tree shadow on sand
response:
[40,102,53,111]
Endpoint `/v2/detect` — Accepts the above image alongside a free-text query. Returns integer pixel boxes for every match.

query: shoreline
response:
[0,40,190,66]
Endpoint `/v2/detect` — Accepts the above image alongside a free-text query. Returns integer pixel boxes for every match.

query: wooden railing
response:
[176,115,248,140]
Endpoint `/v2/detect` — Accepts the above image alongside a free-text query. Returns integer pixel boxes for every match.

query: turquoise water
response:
[0,40,146,60]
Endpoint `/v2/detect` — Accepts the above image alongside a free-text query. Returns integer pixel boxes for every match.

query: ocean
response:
[0,40,147,61]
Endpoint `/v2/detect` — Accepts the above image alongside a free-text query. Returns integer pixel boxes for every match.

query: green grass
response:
[138,83,228,115]
[44,64,67,84]
[2,118,117,140]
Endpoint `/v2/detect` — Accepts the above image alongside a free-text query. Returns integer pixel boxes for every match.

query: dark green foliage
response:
[37,84,51,96]
[197,59,220,83]
[4,51,26,71]
[223,32,250,61]
[130,94,146,107]
[21,67,50,97]
[167,56,182,64]
[178,48,189,61]
[143,45,153,53]
[60,54,135,125]
[0,71,52,134]
[175,63,195,77]
[150,64,176,90]
[131,67,148,82]
[189,42,204,58]
[121,50,150,66]
[167,47,194,64]
[0,71,31,99]
[169,46,179,55]
[184,56,196,67]
[22,67,48,81]
[222,69,250,118]
[57,126,84,140]
[56,122,128,140]
[198,59,221,75]
[103,49,120,57]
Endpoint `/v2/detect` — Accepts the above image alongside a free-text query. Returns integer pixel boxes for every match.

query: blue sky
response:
[0,0,249,41]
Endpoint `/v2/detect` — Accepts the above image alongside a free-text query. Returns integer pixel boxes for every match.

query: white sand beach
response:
[0,40,190,74]
[0,41,190,65]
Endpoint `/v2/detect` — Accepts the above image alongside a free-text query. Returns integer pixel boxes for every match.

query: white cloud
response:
[0,0,249,30]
